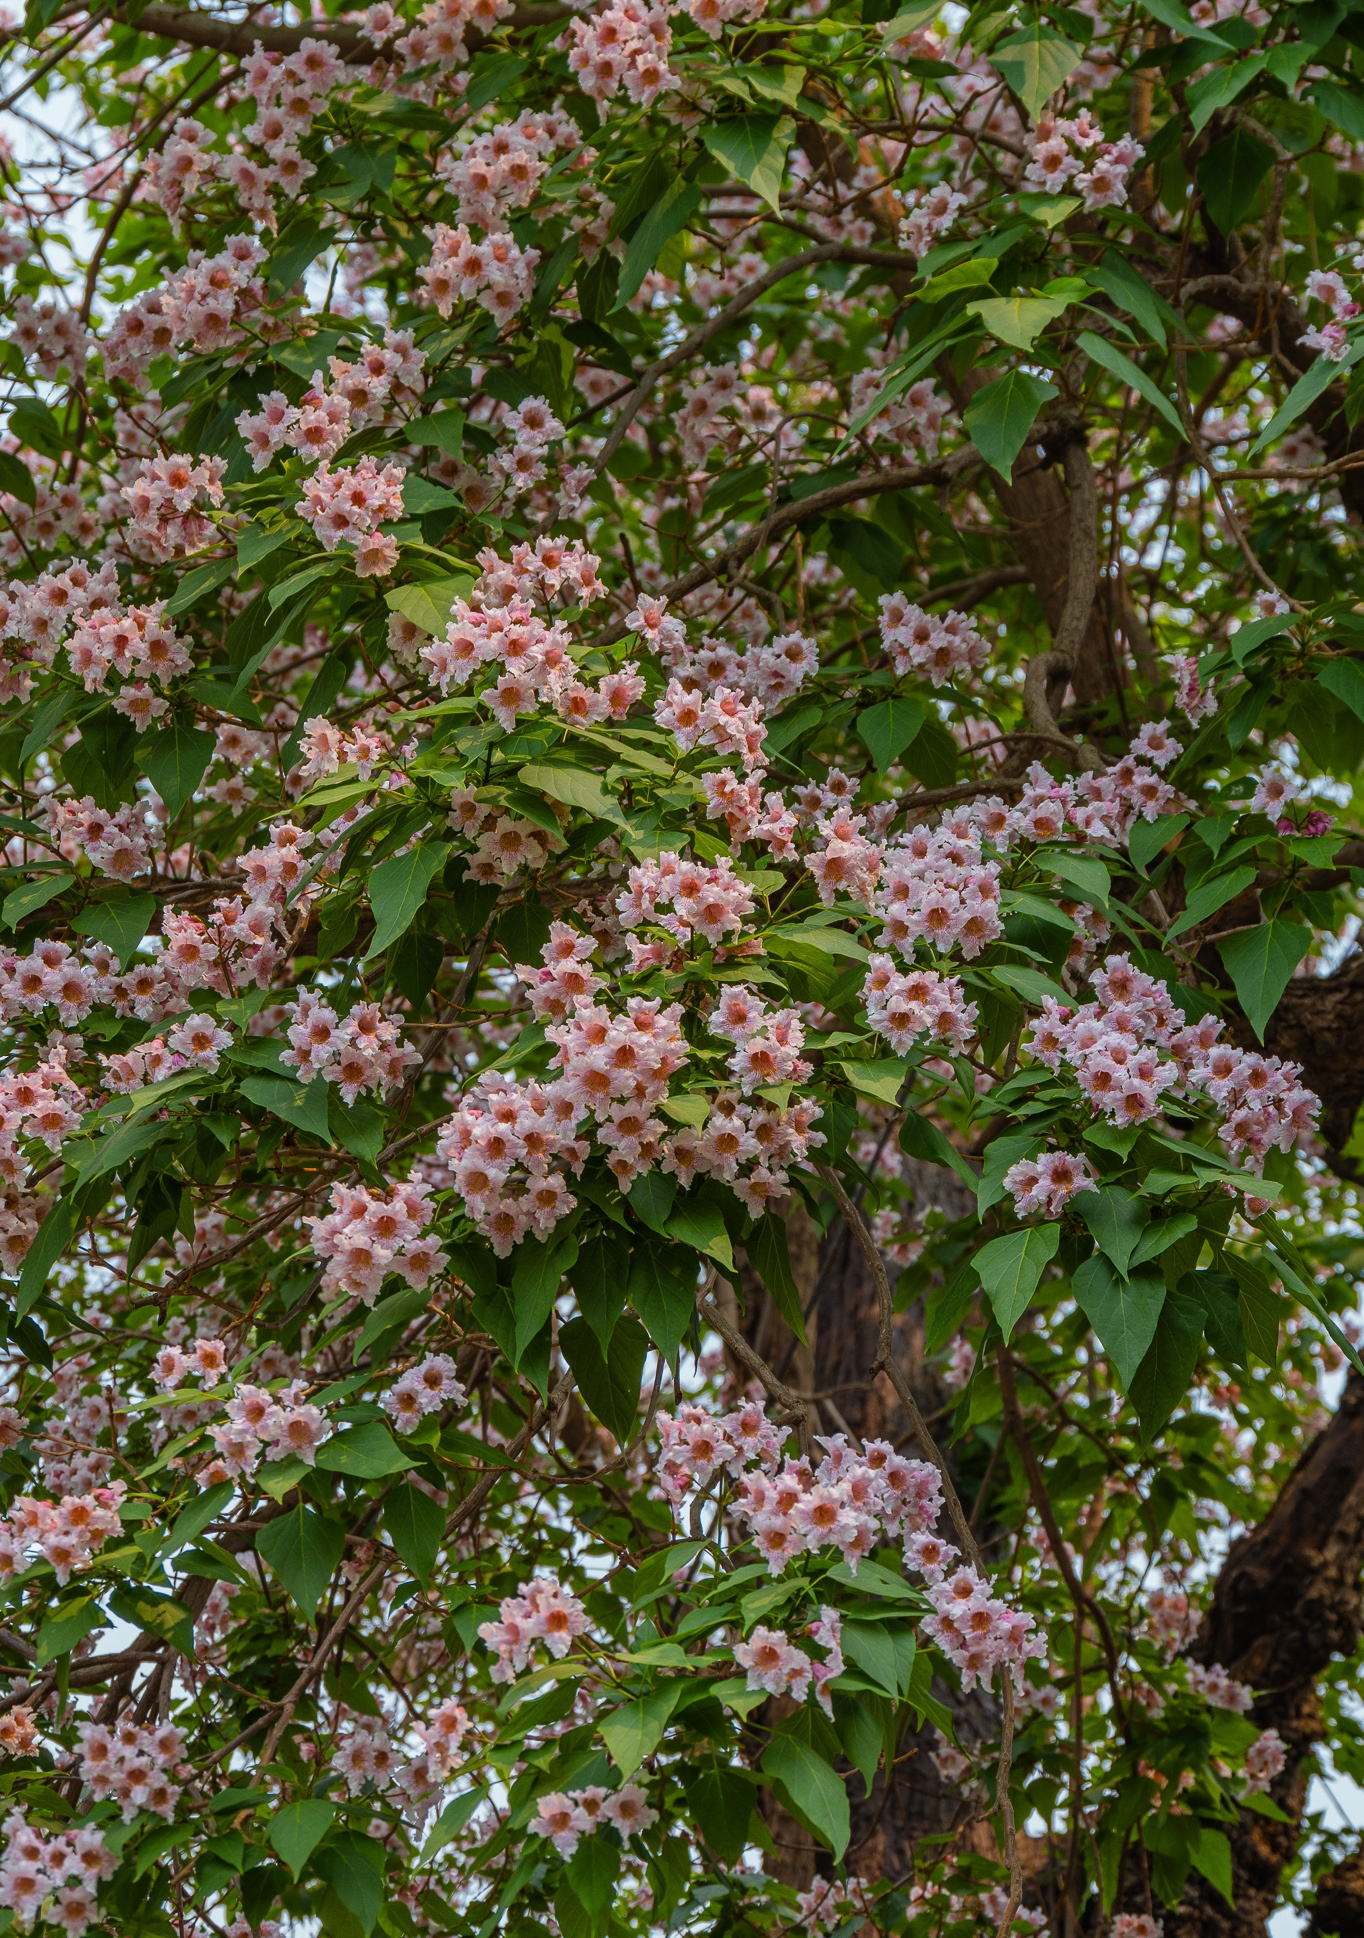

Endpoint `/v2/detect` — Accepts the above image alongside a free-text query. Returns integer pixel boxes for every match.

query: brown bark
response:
[1309,1845,1364,1937]
[1168,1373,1364,1936]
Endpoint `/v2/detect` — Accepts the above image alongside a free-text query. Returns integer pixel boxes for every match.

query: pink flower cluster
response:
[435,109,580,227]
[478,1575,588,1681]
[563,0,676,105]
[0,559,120,668]
[515,921,603,1022]
[1023,111,1144,212]
[471,534,606,610]
[152,1336,228,1388]
[382,1353,466,1431]
[663,1093,824,1215]
[103,235,268,378]
[544,992,689,1188]
[1143,1585,1201,1657]
[701,769,799,857]
[418,223,539,323]
[36,796,153,882]
[529,1783,657,1857]
[487,394,566,498]
[706,982,812,1094]
[616,851,757,965]
[1017,953,1318,1165]
[120,453,225,564]
[878,592,988,688]
[297,715,395,783]
[862,959,979,1056]
[205,1379,332,1480]
[734,1607,844,1717]
[78,1718,186,1822]
[281,990,421,1105]
[1244,1727,1286,1791]
[1163,653,1217,726]
[654,679,768,772]
[421,593,571,716]
[849,369,949,455]
[304,1179,446,1306]
[1189,1662,1253,1712]
[10,298,89,380]
[0,1810,115,1934]
[448,788,562,882]
[1301,266,1359,362]
[66,599,190,704]
[0,1481,126,1588]
[0,1051,88,1162]
[794,1878,876,1938]
[295,457,407,578]
[438,1068,584,1253]
[898,183,965,256]
[1002,1148,1098,1218]
[922,1565,1042,1694]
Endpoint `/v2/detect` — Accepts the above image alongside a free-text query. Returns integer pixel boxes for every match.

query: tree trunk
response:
[1168,1373,1364,1935]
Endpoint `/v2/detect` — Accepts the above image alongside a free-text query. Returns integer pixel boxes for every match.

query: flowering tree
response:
[0,0,1364,1931]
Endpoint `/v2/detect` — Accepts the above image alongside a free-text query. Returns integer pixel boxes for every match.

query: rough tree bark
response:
[1168,1373,1364,1936]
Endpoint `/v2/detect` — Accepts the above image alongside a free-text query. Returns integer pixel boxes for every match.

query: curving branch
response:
[97,0,567,55]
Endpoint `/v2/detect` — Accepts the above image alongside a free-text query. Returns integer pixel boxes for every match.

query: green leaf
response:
[972,1224,1061,1338]
[384,574,472,638]
[162,1481,234,1556]
[135,725,216,818]
[107,1585,195,1655]
[990,23,1081,116]
[237,522,292,572]
[571,1233,630,1352]
[1140,0,1232,44]
[315,1422,413,1478]
[1186,52,1266,134]
[75,1117,170,1186]
[566,1835,620,1925]
[977,1133,1038,1216]
[36,1595,104,1665]
[1197,127,1274,237]
[1036,849,1111,908]
[464,49,528,112]
[1074,1186,1148,1276]
[1129,1289,1204,1442]
[1217,920,1312,1041]
[761,1735,850,1861]
[511,1232,579,1365]
[1088,251,1180,350]
[560,1314,648,1446]
[599,1684,683,1777]
[267,217,331,293]
[1128,1212,1198,1269]
[1072,1254,1167,1387]
[256,1503,346,1617]
[268,1801,335,1880]
[878,0,941,34]
[69,892,156,968]
[963,369,1059,482]
[840,1620,913,1699]
[241,1074,334,1143]
[422,1789,486,1859]
[0,450,35,508]
[628,1241,698,1357]
[1129,811,1189,876]
[682,1758,756,1860]
[1190,1825,1234,1905]
[1310,78,1364,140]
[666,1194,735,1270]
[314,1833,385,1936]
[856,696,926,772]
[967,292,1071,351]
[748,1211,807,1343]
[1318,657,1364,725]
[17,1195,77,1312]
[164,556,235,617]
[363,840,450,961]
[402,475,461,515]
[616,180,702,308]
[899,1112,978,1190]
[384,1484,445,1582]
[1249,351,1361,457]
[1,872,73,930]
[837,1057,911,1106]
[408,410,465,458]
[1165,865,1257,942]
[1077,330,1182,434]
[519,761,616,822]
[701,115,792,212]
[990,964,1071,1007]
